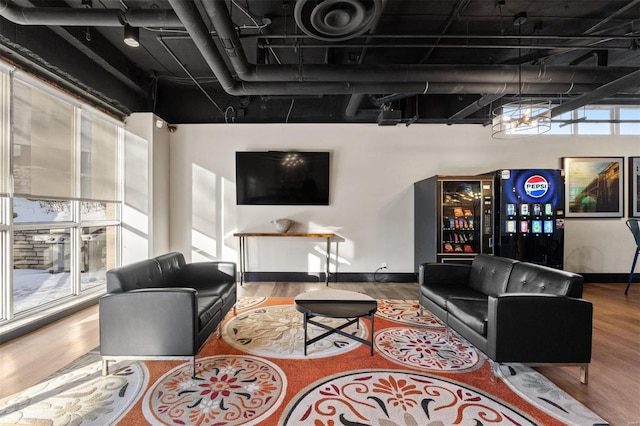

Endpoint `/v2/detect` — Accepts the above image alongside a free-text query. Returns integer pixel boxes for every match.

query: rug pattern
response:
[223,304,369,359]
[376,299,444,328]
[142,355,286,425]
[1,299,609,426]
[280,369,537,425]
[0,352,146,426]
[234,296,267,311]
[497,363,608,426]
[375,327,483,372]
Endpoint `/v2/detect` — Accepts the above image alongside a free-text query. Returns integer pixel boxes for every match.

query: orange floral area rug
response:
[0,297,608,425]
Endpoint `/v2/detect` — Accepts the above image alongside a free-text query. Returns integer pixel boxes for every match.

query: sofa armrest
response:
[486,293,592,363]
[178,261,237,289]
[99,288,198,357]
[419,262,471,287]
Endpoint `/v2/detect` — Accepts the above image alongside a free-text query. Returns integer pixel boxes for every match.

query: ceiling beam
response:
[551,69,640,117]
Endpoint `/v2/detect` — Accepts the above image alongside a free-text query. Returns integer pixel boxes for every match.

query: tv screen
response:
[236,151,330,205]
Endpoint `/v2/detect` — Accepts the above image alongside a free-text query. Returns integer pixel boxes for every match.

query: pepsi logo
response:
[524,175,549,198]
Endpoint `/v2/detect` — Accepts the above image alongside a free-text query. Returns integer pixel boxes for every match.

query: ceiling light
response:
[123,25,139,48]
[492,12,551,139]
[492,100,551,138]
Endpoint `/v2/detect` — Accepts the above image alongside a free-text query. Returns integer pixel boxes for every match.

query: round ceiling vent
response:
[294,0,382,42]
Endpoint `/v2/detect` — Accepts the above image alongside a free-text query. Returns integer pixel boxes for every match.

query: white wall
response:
[168,123,639,275]
[123,113,171,263]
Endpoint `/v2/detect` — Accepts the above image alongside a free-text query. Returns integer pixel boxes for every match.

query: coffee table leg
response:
[303,312,308,356]
[370,314,375,356]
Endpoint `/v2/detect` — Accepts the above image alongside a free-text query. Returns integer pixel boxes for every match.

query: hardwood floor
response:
[0,282,638,425]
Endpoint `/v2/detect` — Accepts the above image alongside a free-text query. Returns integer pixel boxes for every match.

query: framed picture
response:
[631,157,640,217]
[563,157,624,218]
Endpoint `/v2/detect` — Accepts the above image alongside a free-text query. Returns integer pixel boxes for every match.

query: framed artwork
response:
[631,157,640,217]
[563,157,624,218]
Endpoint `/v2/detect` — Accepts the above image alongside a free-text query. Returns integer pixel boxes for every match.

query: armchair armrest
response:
[99,288,198,357]
[419,262,471,287]
[179,261,237,289]
[487,293,593,363]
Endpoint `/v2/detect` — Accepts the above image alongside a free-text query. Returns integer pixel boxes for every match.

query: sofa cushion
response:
[196,281,237,300]
[506,263,584,297]
[154,252,187,287]
[446,298,489,336]
[420,285,486,310]
[179,262,237,289]
[469,254,518,296]
[198,295,223,329]
[106,259,163,293]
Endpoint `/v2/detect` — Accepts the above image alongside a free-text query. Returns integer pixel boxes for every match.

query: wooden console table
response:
[233,232,335,286]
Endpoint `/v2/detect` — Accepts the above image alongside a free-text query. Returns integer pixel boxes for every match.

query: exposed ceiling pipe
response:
[157,36,224,115]
[447,93,506,124]
[202,0,634,87]
[345,94,366,119]
[342,0,387,120]
[371,93,419,106]
[247,64,632,84]
[582,0,640,35]
[199,0,253,80]
[419,0,471,64]
[166,0,236,92]
[0,0,182,27]
[551,69,640,117]
[502,0,640,65]
[168,1,628,97]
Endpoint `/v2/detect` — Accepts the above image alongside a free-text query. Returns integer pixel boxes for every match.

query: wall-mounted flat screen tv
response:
[236,151,330,205]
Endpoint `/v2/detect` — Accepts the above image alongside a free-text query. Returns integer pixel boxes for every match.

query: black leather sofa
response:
[419,254,592,383]
[99,252,237,376]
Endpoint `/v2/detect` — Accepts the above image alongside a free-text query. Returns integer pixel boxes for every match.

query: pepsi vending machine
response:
[494,169,565,269]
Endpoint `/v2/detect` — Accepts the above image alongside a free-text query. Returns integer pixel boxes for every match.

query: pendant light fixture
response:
[492,12,551,138]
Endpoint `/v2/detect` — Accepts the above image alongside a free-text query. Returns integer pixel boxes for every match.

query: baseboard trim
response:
[581,273,632,283]
[241,272,631,284]
[242,272,417,283]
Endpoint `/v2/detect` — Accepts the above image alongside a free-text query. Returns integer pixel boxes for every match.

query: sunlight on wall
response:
[313,244,351,273]
[122,205,149,264]
[191,164,217,260]
[123,132,149,263]
[122,204,148,234]
[222,177,237,260]
[307,252,321,278]
[191,229,216,262]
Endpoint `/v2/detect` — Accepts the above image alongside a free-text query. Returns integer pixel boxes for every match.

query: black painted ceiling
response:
[0,0,638,125]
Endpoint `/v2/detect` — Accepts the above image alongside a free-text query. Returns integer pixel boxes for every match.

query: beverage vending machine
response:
[493,169,565,269]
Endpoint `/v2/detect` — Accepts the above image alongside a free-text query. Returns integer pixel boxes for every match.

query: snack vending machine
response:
[493,169,565,269]
[414,175,494,271]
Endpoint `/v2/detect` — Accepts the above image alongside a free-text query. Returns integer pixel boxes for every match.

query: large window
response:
[620,108,640,135]
[1,68,122,330]
[549,106,640,135]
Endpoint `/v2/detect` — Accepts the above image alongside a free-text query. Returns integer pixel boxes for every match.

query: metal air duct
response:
[294,0,383,42]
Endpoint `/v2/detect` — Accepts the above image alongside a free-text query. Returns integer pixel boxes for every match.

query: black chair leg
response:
[626,248,639,295]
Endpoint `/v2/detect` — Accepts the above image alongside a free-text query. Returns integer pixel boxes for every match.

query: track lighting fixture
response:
[123,24,139,48]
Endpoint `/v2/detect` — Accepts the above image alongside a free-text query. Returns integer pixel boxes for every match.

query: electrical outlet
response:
[381,262,387,269]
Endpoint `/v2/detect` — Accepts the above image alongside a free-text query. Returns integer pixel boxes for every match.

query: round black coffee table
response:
[294,289,377,356]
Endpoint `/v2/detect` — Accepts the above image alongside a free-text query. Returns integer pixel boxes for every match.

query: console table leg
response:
[239,236,246,286]
[325,237,330,286]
